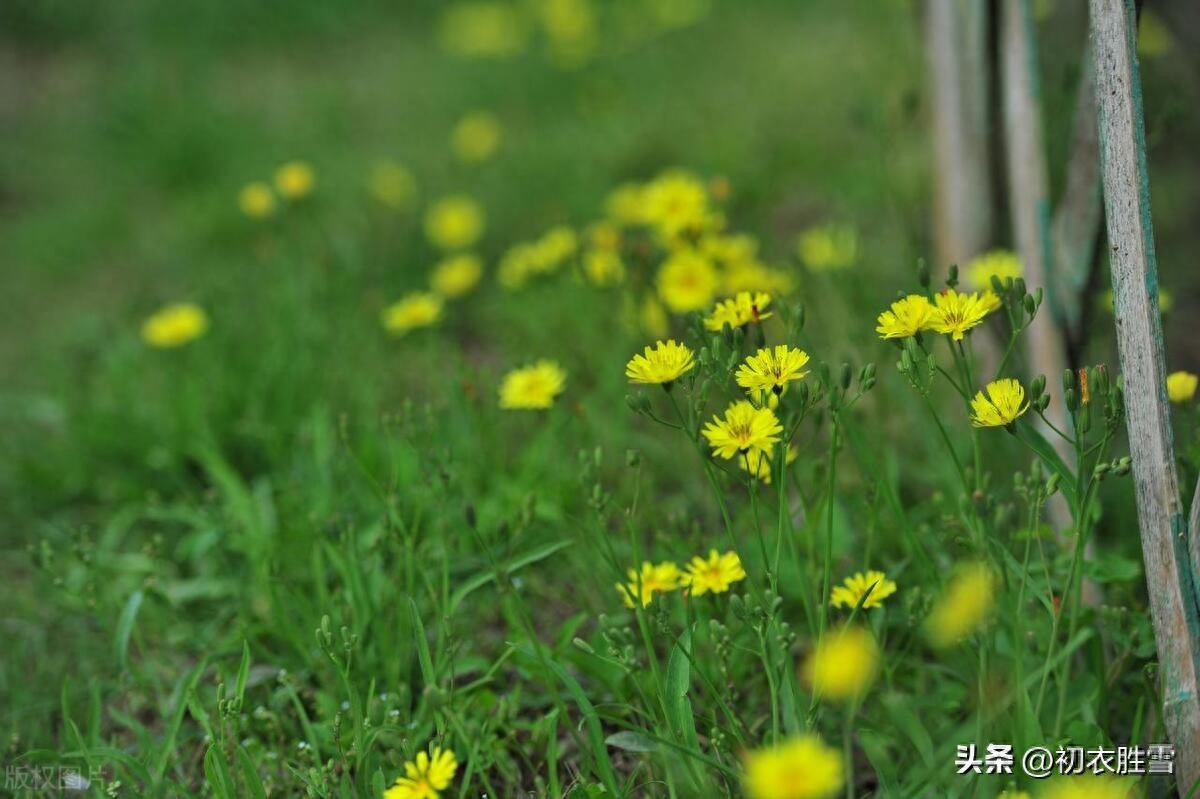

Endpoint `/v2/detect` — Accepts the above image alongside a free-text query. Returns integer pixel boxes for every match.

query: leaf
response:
[115,590,144,672]
[665,629,699,751]
[604,731,658,753]
[408,597,436,689]
[449,540,573,613]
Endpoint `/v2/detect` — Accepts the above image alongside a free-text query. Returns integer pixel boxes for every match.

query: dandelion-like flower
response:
[797,224,857,272]
[964,249,1022,290]
[384,746,458,799]
[641,170,712,241]
[382,293,443,336]
[742,734,844,799]
[141,303,209,348]
[928,288,997,341]
[369,161,418,209]
[1167,371,1198,404]
[657,250,719,313]
[703,292,773,331]
[605,182,646,226]
[684,550,746,596]
[238,182,276,218]
[498,360,566,410]
[802,625,879,702]
[274,161,315,199]
[875,294,934,340]
[616,561,682,608]
[924,562,996,648]
[830,570,897,610]
[736,346,811,398]
[969,378,1029,428]
[702,401,783,460]
[430,254,484,299]
[625,340,696,386]
[451,112,502,164]
[424,195,485,251]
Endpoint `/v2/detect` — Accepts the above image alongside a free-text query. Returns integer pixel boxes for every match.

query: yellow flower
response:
[743,734,843,799]
[641,170,712,241]
[430,254,484,299]
[876,294,934,340]
[830,570,897,610]
[451,112,502,163]
[605,182,646,226]
[531,226,578,271]
[238,182,276,218]
[964,249,1022,290]
[582,249,625,287]
[384,746,458,799]
[703,292,773,331]
[369,161,417,209]
[684,549,746,596]
[736,346,811,400]
[538,0,597,68]
[970,378,1030,428]
[274,160,315,199]
[625,340,696,386]
[723,261,795,296]
[585,221,621,252]
[616,560,682,608]
[141,303,209,348]
[739,446,797,484]
[438,2,529,59]
[702,401,783,460]
[657,250,719,313]
[924,562,996,648]
[1167,371,1198,404]
[425,196,485,251]
[1037,774,1137,799]
[797,224,857,272]
[802,625,879,702]
[382,293,443,336]
[928,288,996,341]
[499,360,566,410]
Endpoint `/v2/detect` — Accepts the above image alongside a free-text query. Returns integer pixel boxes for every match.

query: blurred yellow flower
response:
[605,182,646,226]
[684,549,746,596]
[742,734,843,799]
[625,340,695,386]
[724,261,795,296]
[641,170,711,241]
[702,400,782,460]
[1167,371,1198,404]
[929,288,996,341]
[876,294,934,340]
[925,563,996,648]
[703,233,759,267]
[1138,9,1172,58]
[802,625,879,702]
[736,345,811,399]
[830,570,897,610]
[1037,774,1137,799]
[438,2,529,59]
[639,295,669,339]
[616,560,682,608]
[970,378,1029,428]
[384,746,458,799]
[537,0,596,68]
[797,224,857,271]
[369,161,418,209]
[274,160,315,199]
[238,182,276,218]
[965,249,1022,290]
[704,291,773,331]
[425,196,485,251]
[585,221,621,252]
[532,226,578,270]
[582,249,625,287]
[499,360,566,409]
[430,254,484,299]
[451,112,502,164]
[382,293,444,336]
[657,250,719,313]
[141,303,209,349]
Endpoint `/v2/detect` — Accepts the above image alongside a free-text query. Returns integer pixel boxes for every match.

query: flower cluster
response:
[615,550,746,608]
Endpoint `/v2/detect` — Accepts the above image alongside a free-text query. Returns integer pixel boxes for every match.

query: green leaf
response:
[604,731,658,753]
[449,540,573,613]
[115,590,144,672]
[665,628,699,751]
[408,597,436,690]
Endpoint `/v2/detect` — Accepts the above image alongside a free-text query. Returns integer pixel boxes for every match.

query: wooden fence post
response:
[1089,0,1200,790]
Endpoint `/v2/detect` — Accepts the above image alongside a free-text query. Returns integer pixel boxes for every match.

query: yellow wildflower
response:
[238,182,276,218]
[970,378,1030,428]
[641,170,711,241]
[382,293,443,336]
[141,303,209,349]
[625,340,696,386]
[797,224,857,271]
[451,112,502,163]
[928,288,996,341]
[703,292,773,331]
[425,196,485,251]
[438,2,529,59]
[830,571,897,610]
[582,249,625,287]
[499,360,566,410]
[605,182,646,226]
[925,563,996,648]
[736,345,811,399]
[274,161,315,199]
[384,746,458,799]
[876,294,934,340]
[430,254,484,299]
[1167,371,1198,404]
[802,626,879,702]
[743,734,843,799]
[965,249,1022,290]
[684,550,746,596]
[368,161,418,210]
[657,250,719,313]
[702,401,783,460]
[616,561,682,608]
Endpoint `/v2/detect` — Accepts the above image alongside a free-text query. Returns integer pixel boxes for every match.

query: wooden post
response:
[1089,0,1200,790]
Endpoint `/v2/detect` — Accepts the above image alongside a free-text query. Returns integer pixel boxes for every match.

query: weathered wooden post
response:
[1089,0,1200,790]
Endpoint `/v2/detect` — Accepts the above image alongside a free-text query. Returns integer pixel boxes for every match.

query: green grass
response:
[2,1,1199,797]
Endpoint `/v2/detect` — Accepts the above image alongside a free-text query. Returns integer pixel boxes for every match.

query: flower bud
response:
[840,363,853,390]
[918,259,931,288]
[947,263,959,287]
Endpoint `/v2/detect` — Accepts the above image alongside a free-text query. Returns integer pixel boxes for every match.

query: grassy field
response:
[3,1,1199,797]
